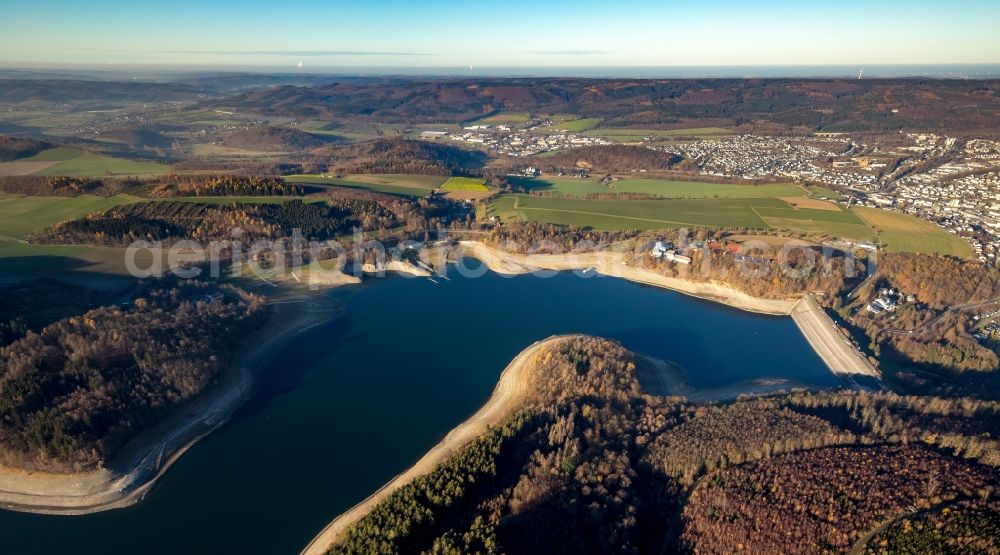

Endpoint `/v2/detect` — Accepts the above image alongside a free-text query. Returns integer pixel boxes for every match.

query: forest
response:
[211,78,1000,133]
[511,145,683,175]
[42,188,457,248]
[325,336,1000,554]
[0,280,269,470]
[309,138,487,176]
[0,136,50,162]
[844,253,1000,388]
[0,174,307,198]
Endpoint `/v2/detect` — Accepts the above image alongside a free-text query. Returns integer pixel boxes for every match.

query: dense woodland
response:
[0,136,49,162]
[42,189,456,248]
[864,498,1000,554]
[146,175,305,197]
[0,174,306,198]
[309,138,487,176]
[513,145,683,175]
[220,125,332,152]
[327,336,1000,554]
[213,78,1000,133]
[0,278,112,346]
[681,445,998,553]
[0,280,268,470]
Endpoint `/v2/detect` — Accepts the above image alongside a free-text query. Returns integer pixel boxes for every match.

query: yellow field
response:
[853,206,973,259]
[779,196,841,212]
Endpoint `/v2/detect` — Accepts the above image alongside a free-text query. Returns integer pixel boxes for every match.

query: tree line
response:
[0,280,269,471]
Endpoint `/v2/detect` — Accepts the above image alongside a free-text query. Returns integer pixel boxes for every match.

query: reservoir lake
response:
[0,260,836,554]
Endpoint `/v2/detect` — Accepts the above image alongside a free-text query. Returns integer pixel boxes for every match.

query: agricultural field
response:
[488,194,778,230]
[547,117,602,132]
[0,194,139,241]
[854,206,974,259]
[440,176,488,191]
[467,112,530,126]
[806,185,846,200]
[509,177,803,198]
[2,147,171,177]
[285,173,444,197]
[0,194,145,287]
[187,143,285,158]
[779,196,841,211]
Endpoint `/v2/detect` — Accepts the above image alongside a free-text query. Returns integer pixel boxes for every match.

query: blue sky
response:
[1,0,998,69]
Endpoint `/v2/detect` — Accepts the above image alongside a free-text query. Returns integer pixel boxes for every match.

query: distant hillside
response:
[531,144,683,173]
[0,79,203,105]
[0,136,50,162]
[311,138,487,175]
[221,126,331,152]
[210,78,1000,132]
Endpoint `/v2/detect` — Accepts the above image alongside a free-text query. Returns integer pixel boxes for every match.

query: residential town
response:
[645,133,1000,266]
[421,120,611,157]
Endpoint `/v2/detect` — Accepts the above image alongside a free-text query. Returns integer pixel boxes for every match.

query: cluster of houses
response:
[972,308,1000,343]
[420,123,610,157]
[974,321,999,342]
[648,241,691,264]
[647,238,788,267]
[866,288,913,315]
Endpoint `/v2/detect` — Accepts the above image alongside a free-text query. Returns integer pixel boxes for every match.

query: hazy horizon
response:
[3,63,1000,80]
[2,0,998,70]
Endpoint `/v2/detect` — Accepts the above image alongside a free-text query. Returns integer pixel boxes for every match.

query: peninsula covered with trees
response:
[321,336,1000,555]
[0,280,268,471]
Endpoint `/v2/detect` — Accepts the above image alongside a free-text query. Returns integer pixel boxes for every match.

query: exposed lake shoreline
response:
[0,241,870,518]
[299,242,884,555]
[300,334,578,555]
[0,290,341,515]
[451,241,798,316]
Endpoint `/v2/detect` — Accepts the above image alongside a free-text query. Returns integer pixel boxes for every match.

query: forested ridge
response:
[0,137,50,162]
[325,337,1000,554]
[0,280,268,471]
[0,174,307,198]
[310,138,487,176]
[42,189,457,247]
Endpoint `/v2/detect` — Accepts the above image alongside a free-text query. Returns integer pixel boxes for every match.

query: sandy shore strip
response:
[301,335,580,555]
[0,290,341,515]
[453,241,797,315]
[790,295,884,388]
[634,354,808,403]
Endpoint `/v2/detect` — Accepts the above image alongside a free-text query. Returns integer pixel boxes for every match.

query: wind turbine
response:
[858,69,864,80]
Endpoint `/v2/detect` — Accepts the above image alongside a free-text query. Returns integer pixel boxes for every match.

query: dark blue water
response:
[0,261,835,554]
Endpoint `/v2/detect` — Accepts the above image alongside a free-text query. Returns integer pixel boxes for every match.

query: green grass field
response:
[508,177,804,198]
[0,194,140,241]
[22,147,171,177]
[285,174,443,197]
[854,206,973,259]
[487,192,974,256]
[468,112,531,126]
[0,194,145,285]
[489,195,781,230]
[549,118,602,132]
[806,185,847,200]
[441,177,488,191]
